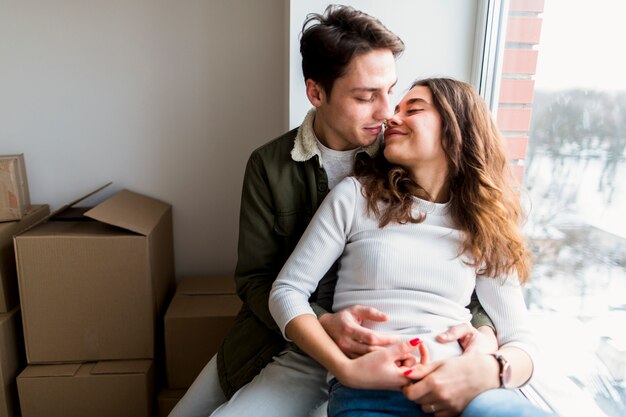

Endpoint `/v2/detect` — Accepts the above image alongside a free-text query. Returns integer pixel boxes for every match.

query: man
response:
[170,5,496,417]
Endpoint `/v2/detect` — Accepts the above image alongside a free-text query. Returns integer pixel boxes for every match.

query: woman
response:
[269,78,553,417]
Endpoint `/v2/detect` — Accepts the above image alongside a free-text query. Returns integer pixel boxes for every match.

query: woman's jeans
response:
[328,379,558,417]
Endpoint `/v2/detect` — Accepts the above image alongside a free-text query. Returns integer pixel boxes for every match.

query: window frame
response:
[473,2,618,416]
[472,0,508,114]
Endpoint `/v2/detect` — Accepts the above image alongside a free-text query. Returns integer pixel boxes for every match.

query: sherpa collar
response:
[291,108,380,167]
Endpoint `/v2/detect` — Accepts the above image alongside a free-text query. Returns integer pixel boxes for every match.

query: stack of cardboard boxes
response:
[159,277,241,416]
[1,153,243,416]
[13,184,176,417]
[0,154,49,417]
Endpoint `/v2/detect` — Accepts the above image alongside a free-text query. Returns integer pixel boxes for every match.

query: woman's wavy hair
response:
[354,78,531,282]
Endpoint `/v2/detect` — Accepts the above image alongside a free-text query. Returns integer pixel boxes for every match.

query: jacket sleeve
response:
[469,290,495,330]
[234,153,284,333]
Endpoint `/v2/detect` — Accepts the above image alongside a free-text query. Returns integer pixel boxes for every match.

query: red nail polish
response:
[409,338,421,346]
[404,369,413,376]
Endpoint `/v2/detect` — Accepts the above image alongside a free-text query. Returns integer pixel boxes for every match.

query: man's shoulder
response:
[250,128,299,160]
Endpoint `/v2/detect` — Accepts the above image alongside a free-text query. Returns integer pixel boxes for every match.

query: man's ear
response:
[305,79,325,107]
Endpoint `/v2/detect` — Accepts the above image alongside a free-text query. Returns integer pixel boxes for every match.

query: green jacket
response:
[217,124,331,398]
[217,110,494,398]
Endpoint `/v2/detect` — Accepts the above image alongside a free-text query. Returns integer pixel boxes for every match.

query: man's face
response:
[309,49,397,151]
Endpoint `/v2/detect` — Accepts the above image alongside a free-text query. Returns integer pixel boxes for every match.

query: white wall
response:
[289,0,480,128]
[1,0,481,277]
[1,0,288,277]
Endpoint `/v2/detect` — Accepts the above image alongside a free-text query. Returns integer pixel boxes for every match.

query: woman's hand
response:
[334,338,429,391]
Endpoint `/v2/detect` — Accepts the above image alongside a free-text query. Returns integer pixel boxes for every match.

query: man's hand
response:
[403,353,500,417]
[319,305,398,358]
[435,323,498,355]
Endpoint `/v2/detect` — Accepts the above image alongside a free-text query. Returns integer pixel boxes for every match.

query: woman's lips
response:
[384,128,404,140]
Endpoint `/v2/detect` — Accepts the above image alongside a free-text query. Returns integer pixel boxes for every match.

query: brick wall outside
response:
[497,0,544,184]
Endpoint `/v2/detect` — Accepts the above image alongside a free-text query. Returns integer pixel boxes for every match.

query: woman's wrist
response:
[331,356,354,385]
[494,346,534,388]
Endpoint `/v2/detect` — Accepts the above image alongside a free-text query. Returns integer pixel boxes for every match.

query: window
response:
[489,1,626,416]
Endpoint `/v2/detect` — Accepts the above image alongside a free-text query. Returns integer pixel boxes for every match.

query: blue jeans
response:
[462,388,557,417]
[328,379,431,417]
[328,379,558,417]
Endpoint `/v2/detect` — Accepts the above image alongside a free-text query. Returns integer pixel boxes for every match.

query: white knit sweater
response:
[269,177,535,363]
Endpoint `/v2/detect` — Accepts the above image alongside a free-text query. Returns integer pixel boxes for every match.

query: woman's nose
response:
[386,114,401,126]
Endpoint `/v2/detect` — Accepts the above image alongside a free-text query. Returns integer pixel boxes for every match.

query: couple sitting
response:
[171,5,556,417]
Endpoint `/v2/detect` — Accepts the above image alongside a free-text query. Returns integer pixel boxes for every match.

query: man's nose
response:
[375,95,393,121]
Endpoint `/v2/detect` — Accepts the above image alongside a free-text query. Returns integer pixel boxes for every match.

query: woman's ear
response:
[305,79,325,107]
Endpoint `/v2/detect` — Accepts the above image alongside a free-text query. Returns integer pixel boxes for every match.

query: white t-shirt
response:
[316,138,359,189]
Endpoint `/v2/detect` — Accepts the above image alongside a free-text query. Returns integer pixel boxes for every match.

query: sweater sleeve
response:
[475,275,537,369]
[269,177,357,340]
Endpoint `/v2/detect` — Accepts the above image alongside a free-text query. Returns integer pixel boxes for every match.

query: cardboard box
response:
[15,189,175,363]
[17,360,155,417]
[165,276,241,388]
[0,154,30,222]
[0,307,24,417]
[0,205,49,312]
[157,388,186,417]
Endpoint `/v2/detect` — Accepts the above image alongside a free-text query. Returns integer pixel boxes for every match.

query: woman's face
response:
[383,85,448,178]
